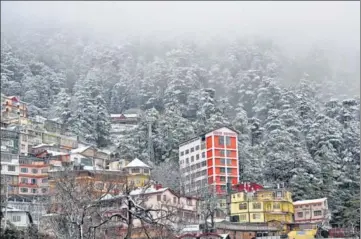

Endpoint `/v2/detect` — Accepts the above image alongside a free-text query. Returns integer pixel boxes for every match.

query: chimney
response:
[155,184,162,190]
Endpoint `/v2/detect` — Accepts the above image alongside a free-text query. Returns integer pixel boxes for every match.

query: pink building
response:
[293,198,331,225]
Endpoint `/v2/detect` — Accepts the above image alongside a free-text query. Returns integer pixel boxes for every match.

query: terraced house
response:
[230,186,294,229]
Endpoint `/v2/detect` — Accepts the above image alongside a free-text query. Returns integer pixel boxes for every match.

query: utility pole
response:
[147,121,154,163]
[4,179,9,230]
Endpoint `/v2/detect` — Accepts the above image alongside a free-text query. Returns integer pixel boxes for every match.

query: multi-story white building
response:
[1,152,20,195]
[179,127,239,196]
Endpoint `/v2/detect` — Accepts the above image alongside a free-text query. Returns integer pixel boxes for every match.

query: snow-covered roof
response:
[293,198,327,205]
[33,143,55,149]
[130,187,168,196]
[125,158,151,168]
[110,114,138,118]
[71,146,91,154]
[46,150,68,156]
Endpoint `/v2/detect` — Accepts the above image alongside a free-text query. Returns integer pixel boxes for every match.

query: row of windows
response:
[297,210,323,218]
[219,176,234,182]
[181,161,207,172]
[218,136,232,146]
[20,168,48,174]
[180,152,206,164]
[180,144,206,156]
[20,187,47,193]
[20,178,48,184]
[218,150,234,157]
[130,168,150,174]
[238,202,281,210]
[156,194,193,206]
[219,167,233,173]
[294,203,323,208]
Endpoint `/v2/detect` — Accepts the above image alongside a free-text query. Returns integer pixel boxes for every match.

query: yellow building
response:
[230,188,294,226]
[124,158,151,188]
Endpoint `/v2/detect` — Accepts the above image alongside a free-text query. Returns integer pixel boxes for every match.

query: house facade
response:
[1,95,29,125]
[124,158,151,188]
[293,198,330,226]
[179,127,239,196]
[230,187,294,227]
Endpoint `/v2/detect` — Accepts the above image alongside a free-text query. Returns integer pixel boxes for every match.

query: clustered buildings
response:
[1,94,333,238]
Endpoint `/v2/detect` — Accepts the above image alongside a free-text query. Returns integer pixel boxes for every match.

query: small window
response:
[218,137,225,145]
[191,156,194,162]
[226,150,232,156]
[226,159,232,165]
[276,191,282,198]
[196,154,200,160]
[252,202,261,209]
[297,212,303,218]
[252,213,261,219]
[20,188,28,193]
[32,188,37,194]
[163,195,166,201]
[239,203,247,210]
[8,165,16,172]
[31,179,37,184]
[220,167,226,173]
[274,203,281,209]
[12,216,21,222]
[225,136,231,146]
[32,169,38,174]
[227,168,233,174]
[20,168,28,173]
[143,169,150,174]
[240,214,247,220]
[314,210,322,216]
[221,185,226,191]
[220,150,225,156]
[201,161,206,167]
[220,159,225,165]
[201,152,205,158]
[186,158,189,164]
[220,176,225,182]
[132,168,140,174]
[21,178,27,183]
[190,147,194,152]
[173,197,177,204]
[185,149,189,154]
[181,151,184,156]
[195,145,200,150]
[157,195,161,201]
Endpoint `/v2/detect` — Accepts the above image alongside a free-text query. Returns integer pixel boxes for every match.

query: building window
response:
[187,199,192,206]
[195,145,200,150]
[185,149,189,154]
[181,151,184,156]
[31,179,37,184]
[41,168,48,173]
[276,191,282,198]
[32,188,37,194]
[201,161,207,167]
[21,178,27,183]
[157,195,161,201]
[190,147,194,153]
[220,158,225,165]
[8,165,16,172]
[42,178,48,183]
[253,203,262,209]
[186,158,189,164]
[20,168,28,173]
[218,137,224,145]
[220,150,225,156]
[227,168,232,173]
[132,168,140,174]
[314,210,322,216]
[191,156,194,162]
[252,213,261,220]
[226,150,232,156]
[20,188,28,193]
[239,203,247,210]
[202,152,205,158]
[196,154,200,160]
[226,158,232,165]
[225,136,231,146]
[220,176,225,182]
[239,214,247,221]
[32,169,38,174]
[220,167,226,173]
[173,197,177,204]
[273,203,281,209]
[12,216,21,222]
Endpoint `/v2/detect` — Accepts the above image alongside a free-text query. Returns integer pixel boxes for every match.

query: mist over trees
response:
[1,1,359,227]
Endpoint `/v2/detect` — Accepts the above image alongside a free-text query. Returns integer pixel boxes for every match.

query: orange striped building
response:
[179,127,239,196]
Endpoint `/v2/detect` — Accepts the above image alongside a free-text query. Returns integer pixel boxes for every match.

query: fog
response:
[2,1,360,50]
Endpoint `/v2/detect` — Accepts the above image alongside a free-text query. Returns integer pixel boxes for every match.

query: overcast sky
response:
[1,1,360,51]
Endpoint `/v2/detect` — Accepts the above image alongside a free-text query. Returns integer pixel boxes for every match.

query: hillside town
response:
[1,94,358,239]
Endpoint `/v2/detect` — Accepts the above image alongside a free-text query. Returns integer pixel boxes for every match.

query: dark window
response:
[190,147,194,152]
[186,158,189,164]
[314,210,322,216]
[227,168,233,173]
[132,168,140,174]
[163,195,166,201]
[157,195,161,201]
[195,145,200,150]
[218,137,224,145]
[20,168,28,173]
[220,158,225,165]
[20,188,28,193]
[32,169,38,174]
[226,150,231,156]
[220,167,226,173]
[181,151,184,156]
[297,212,303,218]
[8,165,15,172]
[185,149,189,154]
[225,136,231,146]
[201,161,207,167]
[239,203,247,210]
[220,176,225,182]
[220,150,225,156]
[191,156,194,162]
[31,179,37,184]
[196,154,200,160]
[202,152,205,158]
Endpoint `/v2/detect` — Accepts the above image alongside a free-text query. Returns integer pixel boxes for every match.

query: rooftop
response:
[125,158,151,168]
[179,126,239,146]
[293,198,327,206]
